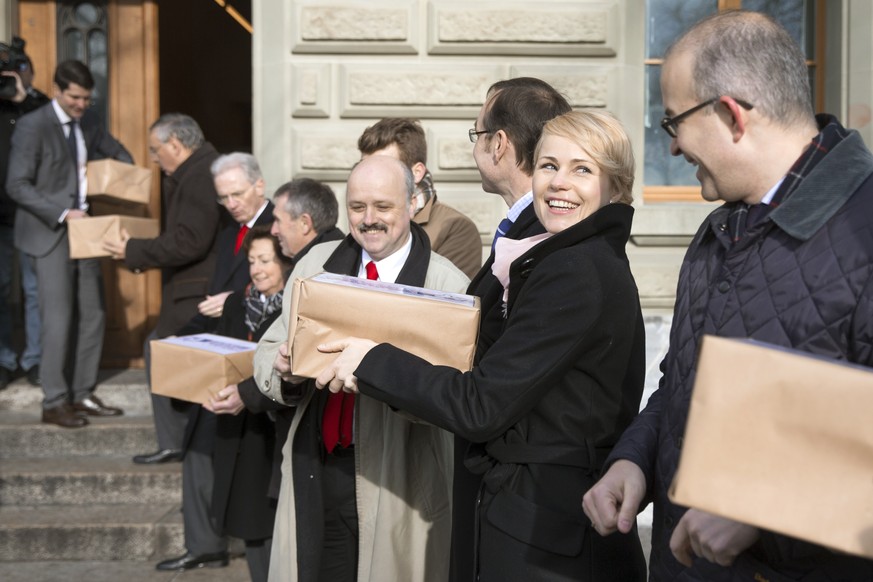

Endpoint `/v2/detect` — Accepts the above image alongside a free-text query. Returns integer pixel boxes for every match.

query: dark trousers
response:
[318,447,358,582]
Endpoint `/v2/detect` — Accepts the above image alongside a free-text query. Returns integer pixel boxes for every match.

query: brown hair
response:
[357,118,427,167]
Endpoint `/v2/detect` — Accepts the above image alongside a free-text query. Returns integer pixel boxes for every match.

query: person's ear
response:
[720,96,749,143]
[253,178,266,199]
[299,213,314,235]
[491,129,510,163]
[410,161,427,184]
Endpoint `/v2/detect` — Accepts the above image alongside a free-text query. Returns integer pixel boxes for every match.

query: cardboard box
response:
[86,159,152,206]
[669,335,873,559]
[150,334,257,404]
[68,215,159,259]
[288,273,480,378]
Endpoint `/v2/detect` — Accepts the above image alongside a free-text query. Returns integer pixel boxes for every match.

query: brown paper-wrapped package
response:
[670,335,873,559]
[67,215,159,259]
[86,159,152,205]
[150,334,256,404]
[288,273,480,378]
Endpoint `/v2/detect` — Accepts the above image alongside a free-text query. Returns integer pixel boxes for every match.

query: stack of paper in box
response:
[150,334,257,404]
[67,159,157,258]
[287,273,480,378]
[669,335,873,559]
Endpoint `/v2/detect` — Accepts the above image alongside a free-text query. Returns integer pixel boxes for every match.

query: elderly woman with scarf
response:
[204,225,293,582]
[313,110,648,581]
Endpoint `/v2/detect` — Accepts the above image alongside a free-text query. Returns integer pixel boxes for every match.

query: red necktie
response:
[234,225,249,255]
[322,261,378,453]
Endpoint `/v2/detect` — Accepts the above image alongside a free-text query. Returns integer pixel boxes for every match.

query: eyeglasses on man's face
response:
[468,128,491,143]
[660,97,754,138]
[217,183,255,206]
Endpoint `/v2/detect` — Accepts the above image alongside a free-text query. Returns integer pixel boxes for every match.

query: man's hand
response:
[314,338,377,394]
[203,384,245,415]
[273,342,295,382]
[198,291,233,318]
[64,209,87,222]
[670,509,759,568]
[103,227,130,260]
[583,459,647,536]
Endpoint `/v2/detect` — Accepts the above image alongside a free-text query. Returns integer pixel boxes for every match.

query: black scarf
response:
[243,283,284,335]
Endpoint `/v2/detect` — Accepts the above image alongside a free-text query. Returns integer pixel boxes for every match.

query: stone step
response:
[0,368,152,416]
[0,504,184,562]
[0,455,181,506]
[0,414,160,459]
[0,557,252,582]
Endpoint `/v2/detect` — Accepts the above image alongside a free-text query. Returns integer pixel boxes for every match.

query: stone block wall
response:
[253,1,870,309]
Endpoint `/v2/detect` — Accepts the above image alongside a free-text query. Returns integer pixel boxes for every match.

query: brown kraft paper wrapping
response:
[669,335,873,559]
[68,215,159,259]
[86,159,152,205]
[287,273,480,378]
[150,334,256,404]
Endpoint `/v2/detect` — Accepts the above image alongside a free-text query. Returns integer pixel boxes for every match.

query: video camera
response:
[0,36,30,100]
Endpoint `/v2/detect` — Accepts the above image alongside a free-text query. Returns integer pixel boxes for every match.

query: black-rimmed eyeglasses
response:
[468,128,491,143]
[660,98,753,138]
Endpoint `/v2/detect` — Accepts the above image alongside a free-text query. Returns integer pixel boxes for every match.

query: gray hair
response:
[666,10,815,129]
[210,152,263,183]
[149,113,205,150]
[399,161,415,203]
[273,178,339,234]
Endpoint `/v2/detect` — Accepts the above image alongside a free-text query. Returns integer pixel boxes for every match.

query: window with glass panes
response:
[643,0,824,202]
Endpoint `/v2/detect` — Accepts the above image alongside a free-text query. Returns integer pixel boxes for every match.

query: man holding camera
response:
[0,37,47,391]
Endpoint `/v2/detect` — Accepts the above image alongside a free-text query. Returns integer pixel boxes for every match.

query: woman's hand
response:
[198,291,232,318]
[314,338,377,394]
[203,384,245,415]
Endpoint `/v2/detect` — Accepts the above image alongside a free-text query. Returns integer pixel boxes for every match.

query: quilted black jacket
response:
[610,122,873,581]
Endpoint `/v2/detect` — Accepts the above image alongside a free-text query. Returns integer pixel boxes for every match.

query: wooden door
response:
[18,0,161,367]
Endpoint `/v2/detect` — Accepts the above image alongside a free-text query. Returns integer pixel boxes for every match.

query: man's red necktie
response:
[322,261,378,452]
[234,224,249,255]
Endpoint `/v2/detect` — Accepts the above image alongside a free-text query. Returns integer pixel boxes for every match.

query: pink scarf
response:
[491,233,553,313]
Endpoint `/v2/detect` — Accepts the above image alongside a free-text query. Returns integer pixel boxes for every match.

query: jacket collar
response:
[321,222,431,286]
[770,129,873,240]
[505,203,634,309]
[167,142,218,186]
[705,118,873,244]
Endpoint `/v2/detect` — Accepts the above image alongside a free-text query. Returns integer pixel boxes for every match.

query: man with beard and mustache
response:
[253,155,469,581]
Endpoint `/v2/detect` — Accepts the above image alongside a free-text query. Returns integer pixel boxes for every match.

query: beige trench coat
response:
[254,239,470,581]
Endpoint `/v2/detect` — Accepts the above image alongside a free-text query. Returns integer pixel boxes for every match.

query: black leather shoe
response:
[155,551,229,571]
[25,365,40,386]
[0,367,11,390]
[133,448,183,464]
[42,403,89,428]
[72,395,123,417]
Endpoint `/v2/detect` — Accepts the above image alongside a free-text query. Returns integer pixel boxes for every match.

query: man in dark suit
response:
[452,77,571,581]
[6,59,131,428]
[150,152,275,572]
[103,113,223,461]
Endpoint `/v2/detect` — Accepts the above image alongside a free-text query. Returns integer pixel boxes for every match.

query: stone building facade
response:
[251,0,873,318]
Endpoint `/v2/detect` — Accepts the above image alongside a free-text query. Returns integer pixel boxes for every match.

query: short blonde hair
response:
[535,110,635,205]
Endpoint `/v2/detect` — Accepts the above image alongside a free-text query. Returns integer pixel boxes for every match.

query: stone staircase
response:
[0,369,187,564]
